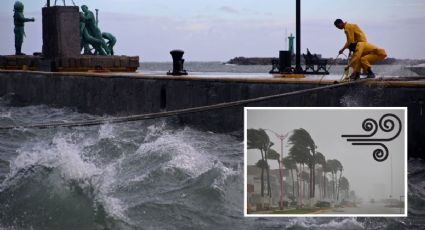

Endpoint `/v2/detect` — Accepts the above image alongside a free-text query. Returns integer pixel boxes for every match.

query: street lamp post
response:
[295,0,303,73]
[265,129,290,210]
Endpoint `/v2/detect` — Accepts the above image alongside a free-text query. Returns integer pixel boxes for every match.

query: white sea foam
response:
[144,120,168,142]
[11,133,100,180]
[8,130,129,223]
[137,131,214,178]
[98,123,116,139]
[340,95,362,107]
[288,217,364,229]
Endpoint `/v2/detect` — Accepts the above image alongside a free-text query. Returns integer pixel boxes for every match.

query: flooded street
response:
[321,203,404,215]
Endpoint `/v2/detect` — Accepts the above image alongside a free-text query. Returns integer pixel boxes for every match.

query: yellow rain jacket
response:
[349,42,387,72]
[342,23,367,50]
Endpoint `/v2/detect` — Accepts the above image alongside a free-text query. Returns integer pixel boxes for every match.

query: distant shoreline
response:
[226,56,425,66]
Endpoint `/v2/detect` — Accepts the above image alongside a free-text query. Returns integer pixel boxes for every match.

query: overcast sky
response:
[0,0,424,61]
[246,108,406,201]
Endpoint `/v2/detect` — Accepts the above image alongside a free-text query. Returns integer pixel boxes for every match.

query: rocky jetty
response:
[226,57,275,65]
[226,56,425,66]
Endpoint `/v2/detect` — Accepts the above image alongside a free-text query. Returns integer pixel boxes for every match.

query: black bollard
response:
[167,49,188,76]
[279,50,293,73]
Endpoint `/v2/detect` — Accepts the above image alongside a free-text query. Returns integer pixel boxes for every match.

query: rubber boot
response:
[366,68,376,78]
[349,72,360,81]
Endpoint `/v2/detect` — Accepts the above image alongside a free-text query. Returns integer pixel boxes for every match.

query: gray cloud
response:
[218,6,239,14]
[1,10,424,61]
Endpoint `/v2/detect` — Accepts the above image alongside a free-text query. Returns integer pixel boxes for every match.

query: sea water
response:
[0,63,424,229]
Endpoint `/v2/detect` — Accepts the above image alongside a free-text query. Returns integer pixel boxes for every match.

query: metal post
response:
[265,129,289,210]
[295,0,303,73]
[47,0,50,7]
[280,138,284,209]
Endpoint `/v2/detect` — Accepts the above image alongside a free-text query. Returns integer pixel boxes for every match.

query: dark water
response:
[0,63,424,229]
[0,100,425,230]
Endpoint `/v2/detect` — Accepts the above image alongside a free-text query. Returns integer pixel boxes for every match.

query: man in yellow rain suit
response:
[334,19,367,55]
[346,42,387,79]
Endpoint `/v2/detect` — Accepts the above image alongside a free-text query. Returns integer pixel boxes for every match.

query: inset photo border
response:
[244,107,407,217]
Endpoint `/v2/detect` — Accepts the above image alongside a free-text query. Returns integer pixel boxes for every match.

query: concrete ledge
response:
[0,71,424,159]
[0,55,139,72]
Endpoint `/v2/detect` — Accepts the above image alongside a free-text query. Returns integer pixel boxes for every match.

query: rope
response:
[319,53,349,84]
[0,80,368,130]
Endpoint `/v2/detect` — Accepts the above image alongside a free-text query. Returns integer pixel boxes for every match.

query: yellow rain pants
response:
[349,42,387,72]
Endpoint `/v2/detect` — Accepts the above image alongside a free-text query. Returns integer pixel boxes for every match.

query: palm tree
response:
[326,159,343,201]
[283,156,297,201]
[335,160,344,201]
[265,142,274,199]
[338,176,349,200]
[288,128,316,200]
[288,144,310,206]
[256,159,269,170]
[267,148,284,209]
[315,167,324,199]
[326,159,337,200]
[324,159,333,200]
[314,152,326,199]
[247,128,270,198]
[300,170,310,200]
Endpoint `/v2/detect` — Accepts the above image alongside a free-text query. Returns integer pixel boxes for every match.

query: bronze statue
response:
[79,5,110,55]
[13,1,35,55]
[102,32,116,55]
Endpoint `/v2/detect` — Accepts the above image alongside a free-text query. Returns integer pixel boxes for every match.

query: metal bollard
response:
[279,50,292,73]
[269,50,293,74]
[167,49,188,76]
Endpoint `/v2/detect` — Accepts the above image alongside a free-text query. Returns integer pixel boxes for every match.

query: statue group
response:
[12,1,116,56]
[80,5,116,55]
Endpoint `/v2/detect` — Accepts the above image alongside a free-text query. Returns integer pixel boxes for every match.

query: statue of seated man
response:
[13,1,35,55]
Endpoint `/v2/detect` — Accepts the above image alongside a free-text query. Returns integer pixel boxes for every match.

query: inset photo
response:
[244,107,407,217]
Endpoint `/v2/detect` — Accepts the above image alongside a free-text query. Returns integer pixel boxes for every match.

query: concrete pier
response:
[0,70,424,158]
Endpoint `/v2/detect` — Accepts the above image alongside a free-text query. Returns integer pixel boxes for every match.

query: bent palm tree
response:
[288,128,316,201]
[326,159,337,200]
[314,152,326,199]
[248,128,271,207]
[335,159,343,201]
[267,148,283,209]
[338,176,350,200]
[283,156,297,201]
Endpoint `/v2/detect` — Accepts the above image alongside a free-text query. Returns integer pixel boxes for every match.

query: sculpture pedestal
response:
[42,6,80,58]
[0,55,140,73]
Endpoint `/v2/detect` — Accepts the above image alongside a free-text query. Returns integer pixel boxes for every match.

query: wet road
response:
[320,203,404,215]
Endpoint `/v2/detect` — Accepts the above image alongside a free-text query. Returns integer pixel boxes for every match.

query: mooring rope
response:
[0,80,368,130]
[319,53,349,84]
